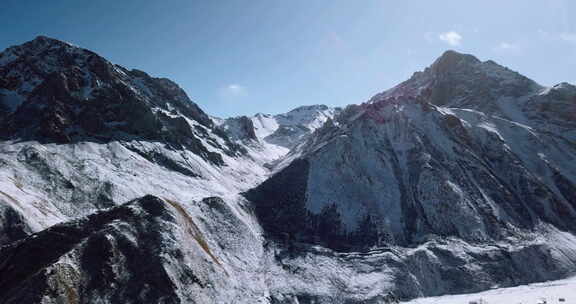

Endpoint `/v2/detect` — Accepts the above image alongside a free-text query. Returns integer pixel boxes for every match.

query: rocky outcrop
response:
[0,196,215,303]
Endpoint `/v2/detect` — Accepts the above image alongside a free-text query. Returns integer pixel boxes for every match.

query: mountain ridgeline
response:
[1,37,576,303]
[248,50,576,251]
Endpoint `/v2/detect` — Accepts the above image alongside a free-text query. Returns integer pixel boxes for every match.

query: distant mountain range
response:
[1,36,575,303]
[214,104,341,164]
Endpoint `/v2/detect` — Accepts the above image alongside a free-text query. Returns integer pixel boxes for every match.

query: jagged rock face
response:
[0,36,243,164]
[249,52,576,252]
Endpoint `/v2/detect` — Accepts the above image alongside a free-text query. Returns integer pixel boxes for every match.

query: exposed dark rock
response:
[0,195,197,303]
[245,159,311,242]
[0,201,32,246]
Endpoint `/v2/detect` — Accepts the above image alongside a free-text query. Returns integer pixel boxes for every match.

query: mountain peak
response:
[437,49,479,61]
[287,104,330,113]
[430,50,481,74]
[29,35,80,48]
[2,36,80,56]
[367,49,541,117]
[31,35,67,44]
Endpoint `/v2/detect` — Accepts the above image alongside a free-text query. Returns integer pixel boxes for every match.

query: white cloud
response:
[498,42,516,49]
[219,84,246,98]
[493,42,522,54]
[439,31,462,46]
[227,84,244,92]
[226,84,246,95]
[538,29,576,44]
[560,33,576,43]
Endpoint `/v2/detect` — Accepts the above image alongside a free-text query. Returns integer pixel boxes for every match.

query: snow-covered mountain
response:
[215,105,341,164]
[0,36,270,243]
[250,50,576,249]
[1,38,576,303]
[247,51,576,298]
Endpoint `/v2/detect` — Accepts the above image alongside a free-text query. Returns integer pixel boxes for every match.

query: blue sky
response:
[1,1,575,117]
